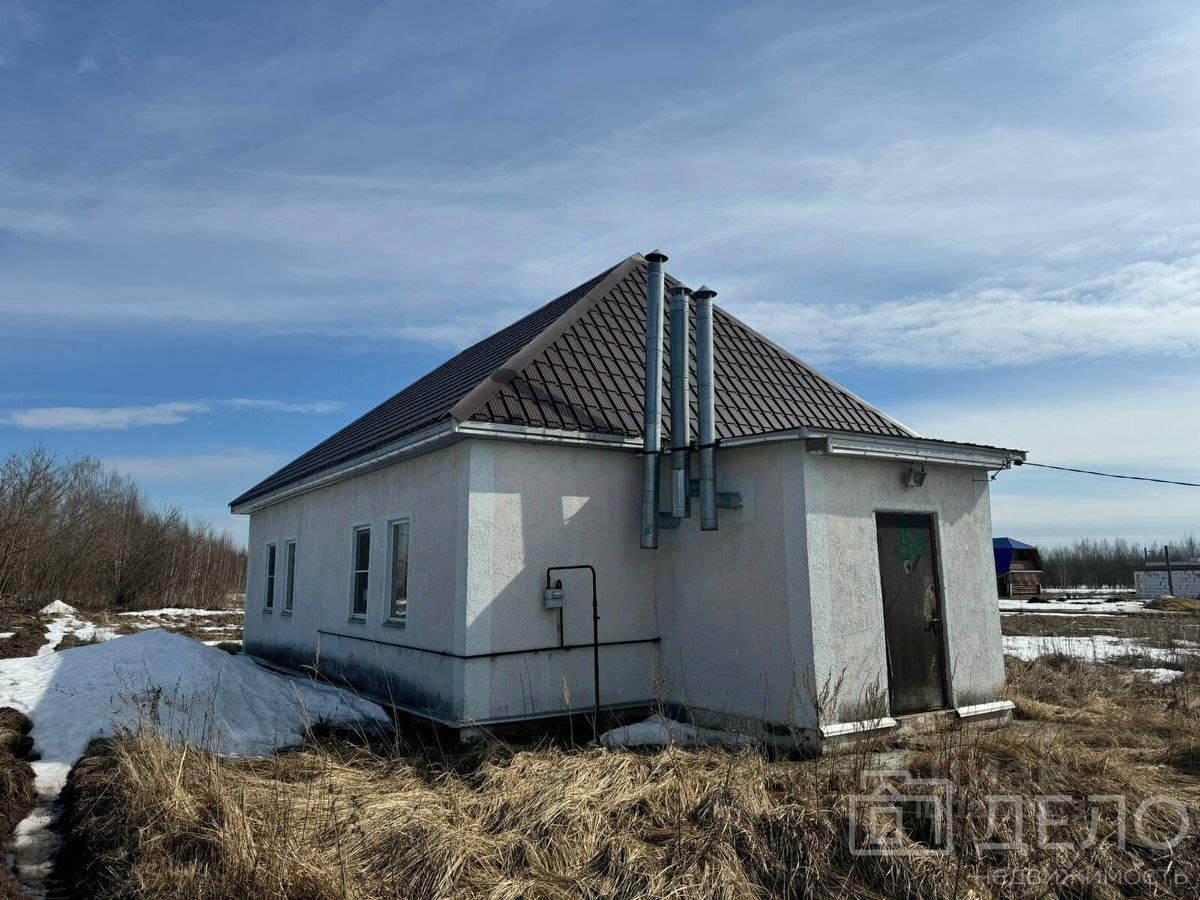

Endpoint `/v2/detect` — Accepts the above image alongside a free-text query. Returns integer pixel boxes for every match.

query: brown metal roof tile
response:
[233,255,919,508]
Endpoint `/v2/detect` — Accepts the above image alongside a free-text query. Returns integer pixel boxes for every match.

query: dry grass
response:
[53,632,105,652]
[0,609,49,660]
[0,708,35,900]
[1146,597,1200,613]
[53,653,1200,900]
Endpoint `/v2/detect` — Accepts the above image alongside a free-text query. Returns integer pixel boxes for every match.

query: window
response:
[283,540,297,612]
[351,527,370,618]
[265,544,276,610]
[388,519,410,622]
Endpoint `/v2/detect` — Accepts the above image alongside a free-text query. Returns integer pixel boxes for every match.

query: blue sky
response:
[2,0,1198,547]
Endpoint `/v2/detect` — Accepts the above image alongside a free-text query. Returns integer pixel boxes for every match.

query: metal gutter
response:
[453,420,641,449]
[722,427,1024,469]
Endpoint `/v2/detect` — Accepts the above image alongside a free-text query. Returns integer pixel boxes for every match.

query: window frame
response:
[385,517,411,625]
[264,543,277,612]
[282,539,297,614]
[349,525,371,620]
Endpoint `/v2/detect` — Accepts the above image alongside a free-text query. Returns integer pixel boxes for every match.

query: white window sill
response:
[263,608,273,614]
[347,615,366,624]
[280,610,293,617]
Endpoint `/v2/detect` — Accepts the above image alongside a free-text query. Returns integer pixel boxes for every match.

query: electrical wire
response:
[1016,461,1200,488]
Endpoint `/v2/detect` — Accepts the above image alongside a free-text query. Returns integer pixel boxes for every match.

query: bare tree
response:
[0,447,246,613]
[1040,533,1199,588]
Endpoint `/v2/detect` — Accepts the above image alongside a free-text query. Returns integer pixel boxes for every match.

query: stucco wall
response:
[655,442,814,730]
[802,454,1005,722]
[243,435,1006,731]
[244,441,470,721]
[460,440,659,721]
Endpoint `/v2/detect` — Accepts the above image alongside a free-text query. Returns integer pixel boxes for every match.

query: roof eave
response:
[230,419,461,514]
[721,427,1025,469]
[232,420,1024,514]
[230,417,643,514]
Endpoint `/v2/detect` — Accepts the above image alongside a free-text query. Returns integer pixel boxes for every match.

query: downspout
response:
[694,285,720,530]
[640,251,668,549]
[669,284,693,519]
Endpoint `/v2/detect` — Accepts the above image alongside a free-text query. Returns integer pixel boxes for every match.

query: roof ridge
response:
[448,253,644,423]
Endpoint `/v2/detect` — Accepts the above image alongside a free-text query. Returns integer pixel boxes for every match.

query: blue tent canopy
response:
[993,537,1037,575]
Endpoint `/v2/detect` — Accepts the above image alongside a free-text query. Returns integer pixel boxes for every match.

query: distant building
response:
[1134,561,1200,599]
[993,538,1043,599]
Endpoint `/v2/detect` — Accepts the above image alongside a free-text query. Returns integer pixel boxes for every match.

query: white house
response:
[231,251,1024,748]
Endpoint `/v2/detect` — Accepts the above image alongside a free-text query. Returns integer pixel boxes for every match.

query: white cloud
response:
[2,0,1199,377]
[988,482,1199,548]
[224,399,343,414]
[101,450,285,547]
[104,449,287,481]
[0,401,208,430]
[731,253,1200,369]
[895,373,1200,473]
[895,372,1200,544]
[2,111,1196,371]
[0,399,344,430]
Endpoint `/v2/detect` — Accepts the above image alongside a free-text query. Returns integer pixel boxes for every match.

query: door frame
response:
[874,509,953,713]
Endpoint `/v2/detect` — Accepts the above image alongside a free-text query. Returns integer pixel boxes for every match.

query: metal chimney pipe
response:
[694,285,719,531]
[640,251,668,549]
[669,284,693,519]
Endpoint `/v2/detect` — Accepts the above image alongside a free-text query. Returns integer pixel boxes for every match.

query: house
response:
[231,251,1025,748]
[1134,561,1200,600]
[992,537,1043,600]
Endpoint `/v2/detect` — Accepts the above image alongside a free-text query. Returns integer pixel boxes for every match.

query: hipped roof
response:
[232,253,919,508]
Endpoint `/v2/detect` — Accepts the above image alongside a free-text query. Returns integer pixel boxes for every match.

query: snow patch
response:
[0,633,13,640]
[37,601,76,617]
[1,629,386,896]
[599,714,755,749]
[119,607,239,618]
[1136,668,1184,684]
[37,604,120,657]
[999,597,1147,614]
[1003,634,1196,664]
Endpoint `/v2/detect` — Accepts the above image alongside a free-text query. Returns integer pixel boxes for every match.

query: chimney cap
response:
[693,285,717,299]
[669,284,692,297]
[644,249,668,263]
